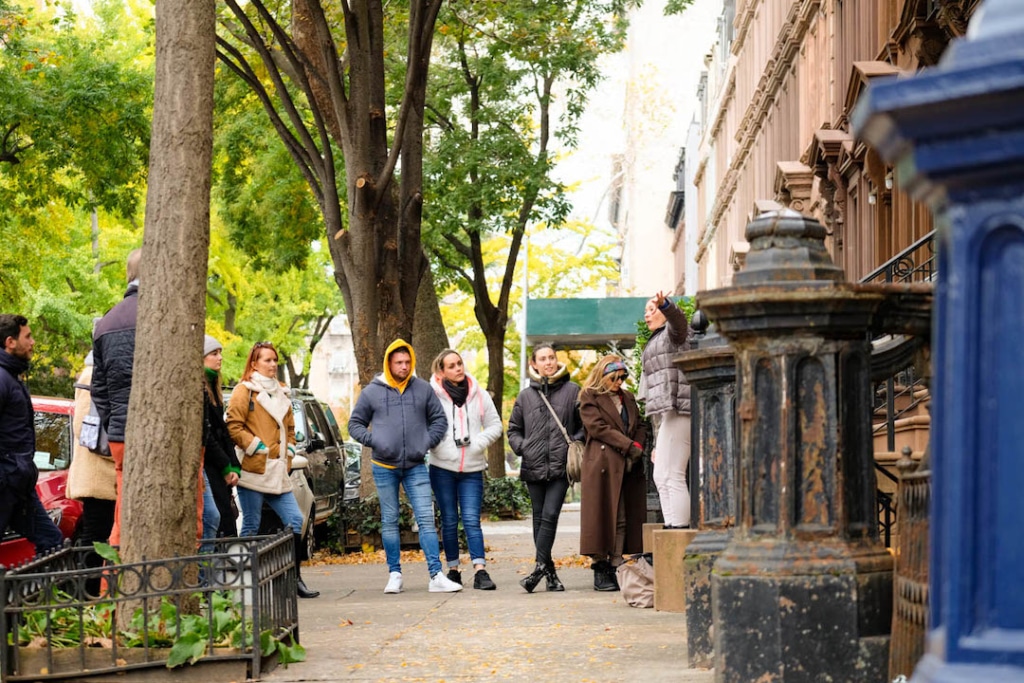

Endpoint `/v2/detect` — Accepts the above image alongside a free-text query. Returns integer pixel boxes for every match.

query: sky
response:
[552,0,723,294]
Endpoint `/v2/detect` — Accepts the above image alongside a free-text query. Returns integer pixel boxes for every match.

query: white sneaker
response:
[428,572,464,593]
[384,572,403,594]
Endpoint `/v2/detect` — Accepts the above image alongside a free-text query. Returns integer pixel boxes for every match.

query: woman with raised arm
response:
[640,291,693,529]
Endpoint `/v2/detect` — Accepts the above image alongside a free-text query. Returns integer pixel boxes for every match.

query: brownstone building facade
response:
[684,0,979,289]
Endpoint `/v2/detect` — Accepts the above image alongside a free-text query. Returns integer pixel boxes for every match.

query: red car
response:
[0,396,82,568]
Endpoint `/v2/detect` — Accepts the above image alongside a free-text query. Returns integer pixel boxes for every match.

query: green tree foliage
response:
[0,0,152,394]
[215,0,443,384]
[207,81,345,388]
[440,221,620,407]
[663,0,696,16]
[0,0,152,220]
[423,0,637,475]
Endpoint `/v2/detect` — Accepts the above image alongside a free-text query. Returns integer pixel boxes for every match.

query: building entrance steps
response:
[260,504,714,682]
[653,528,699,613]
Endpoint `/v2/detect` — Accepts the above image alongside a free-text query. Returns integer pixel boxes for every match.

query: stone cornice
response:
[774,161,814,213]
[735,1,821,150]
[840,61,902,131]
[732,0,756,57]
[696,0,821,264]
[695,59,738,188]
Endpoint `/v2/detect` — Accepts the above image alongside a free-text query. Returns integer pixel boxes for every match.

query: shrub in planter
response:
[324,494,442,552]
[482,475,529,520]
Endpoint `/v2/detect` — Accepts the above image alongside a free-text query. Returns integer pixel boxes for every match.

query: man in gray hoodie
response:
[348,339,461,594]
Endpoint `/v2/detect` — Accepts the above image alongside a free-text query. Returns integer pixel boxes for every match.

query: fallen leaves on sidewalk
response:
[309,549,427,566]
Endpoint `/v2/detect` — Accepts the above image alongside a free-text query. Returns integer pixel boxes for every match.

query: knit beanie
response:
[204,335,223,357]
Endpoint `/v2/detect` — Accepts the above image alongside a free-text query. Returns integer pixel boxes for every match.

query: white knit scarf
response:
[242,372,291,457]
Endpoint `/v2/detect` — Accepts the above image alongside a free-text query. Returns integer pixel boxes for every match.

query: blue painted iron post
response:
[854,1,1024,680]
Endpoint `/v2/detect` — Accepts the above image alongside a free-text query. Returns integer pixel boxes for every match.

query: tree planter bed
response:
[1,533,299,682]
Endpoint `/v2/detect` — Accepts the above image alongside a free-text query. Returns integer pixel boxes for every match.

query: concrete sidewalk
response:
[262,505,714,682]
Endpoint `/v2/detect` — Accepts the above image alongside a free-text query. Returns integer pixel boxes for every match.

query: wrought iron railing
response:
[861,230,936,285]
[0,533,298,682]
[865,232,935,456]
[864,231,935,548]
[875,464,898,547]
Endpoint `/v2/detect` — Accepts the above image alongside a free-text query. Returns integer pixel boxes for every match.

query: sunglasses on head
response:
[254,341,274,349]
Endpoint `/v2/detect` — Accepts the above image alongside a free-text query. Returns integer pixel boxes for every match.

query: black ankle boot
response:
[293,533,320,599]
[520,562,546,593]
[592,561,618,592]
[296,574,320,599]
[544,562,565,592]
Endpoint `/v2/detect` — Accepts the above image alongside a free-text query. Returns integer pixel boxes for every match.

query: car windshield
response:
[291,401,308,443]
[34,412,71,471]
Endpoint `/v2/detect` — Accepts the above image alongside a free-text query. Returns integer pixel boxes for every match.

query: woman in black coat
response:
[201,336,241,545]
[508,343,582,593]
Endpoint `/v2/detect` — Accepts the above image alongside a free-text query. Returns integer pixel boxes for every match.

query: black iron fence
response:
[0,532,298,682]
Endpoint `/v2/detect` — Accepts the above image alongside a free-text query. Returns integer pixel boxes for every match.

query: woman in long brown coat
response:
[578,355,648,591]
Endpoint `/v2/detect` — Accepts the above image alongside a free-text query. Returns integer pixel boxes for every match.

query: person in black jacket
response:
[201,335,241,548]
[508,343,582,593]
[91,248,141,546]
[0,314,64,558]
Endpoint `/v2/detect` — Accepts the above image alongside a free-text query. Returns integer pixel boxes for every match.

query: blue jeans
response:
[429,467,485,567]
[372,463,442,576]
[199,471,220,553]
[236,486,304,537]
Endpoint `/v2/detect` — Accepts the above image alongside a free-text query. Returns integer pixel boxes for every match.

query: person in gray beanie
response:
[201,335,241,549]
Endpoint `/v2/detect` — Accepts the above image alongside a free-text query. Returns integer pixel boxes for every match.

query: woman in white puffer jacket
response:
[428,349,504,590]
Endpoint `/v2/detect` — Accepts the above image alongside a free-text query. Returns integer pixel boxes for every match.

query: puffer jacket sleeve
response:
[507,393,526,456]
[570,385,584,442]
[90,343,110,433]
[663,301,691,347]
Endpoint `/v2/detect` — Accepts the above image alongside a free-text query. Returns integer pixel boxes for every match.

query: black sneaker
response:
[474,569,496,590]
[446,569,463,586]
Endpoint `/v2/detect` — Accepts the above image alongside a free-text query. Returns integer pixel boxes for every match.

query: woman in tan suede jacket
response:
[226,341,318,598]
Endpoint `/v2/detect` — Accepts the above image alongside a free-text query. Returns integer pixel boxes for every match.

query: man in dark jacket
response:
[0,314,64,558]
[348,339,461,594]
[91,248,141,546]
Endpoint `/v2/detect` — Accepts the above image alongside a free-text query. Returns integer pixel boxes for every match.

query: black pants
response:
[525,477,569,567]
[75,497,115,596]
[204,464,238,538]
[0,487,64,555]
[77,497,116,549]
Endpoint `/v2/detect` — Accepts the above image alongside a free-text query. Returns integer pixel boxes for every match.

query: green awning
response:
[525,297,650,349]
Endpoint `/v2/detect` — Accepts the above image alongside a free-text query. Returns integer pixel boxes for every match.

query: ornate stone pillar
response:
[675,322,736,669]
[854,1,1024,680]
[699,209,921,683]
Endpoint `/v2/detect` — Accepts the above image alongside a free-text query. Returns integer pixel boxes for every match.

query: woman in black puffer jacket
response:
[508,343,582,593]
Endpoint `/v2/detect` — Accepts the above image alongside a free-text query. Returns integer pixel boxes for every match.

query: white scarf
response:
[242,372,291,457]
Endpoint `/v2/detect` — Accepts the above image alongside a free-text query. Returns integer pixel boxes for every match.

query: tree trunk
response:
[483,321,507,477]
[412,266,449,376]
[119,0,215,624]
